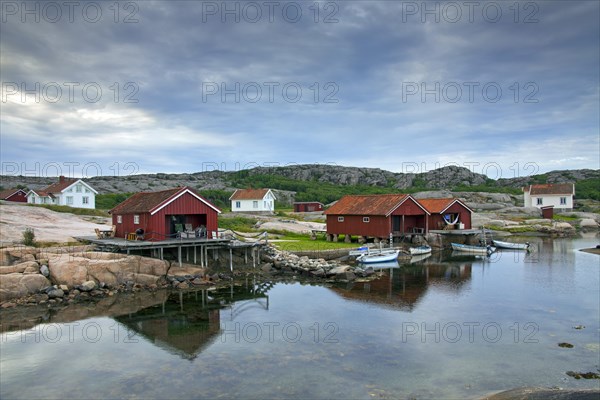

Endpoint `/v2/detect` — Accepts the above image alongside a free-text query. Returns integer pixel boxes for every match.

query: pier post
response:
[178,246,182,267]
[229,248,233,272]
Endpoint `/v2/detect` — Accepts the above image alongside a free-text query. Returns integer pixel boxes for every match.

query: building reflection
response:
[114,279,272,360]
[331,255,472,311]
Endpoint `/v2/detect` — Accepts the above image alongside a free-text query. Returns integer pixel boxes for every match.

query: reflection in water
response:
[332,256,472,311]
[114,279,272,359]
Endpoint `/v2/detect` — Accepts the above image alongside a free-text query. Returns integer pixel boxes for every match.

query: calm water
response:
[1,235,599,399]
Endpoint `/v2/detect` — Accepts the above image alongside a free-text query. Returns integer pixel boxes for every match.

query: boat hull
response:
[451,243,495,255]
[409,246,432,255]
[492,240,530,250]
[357,250,400,263]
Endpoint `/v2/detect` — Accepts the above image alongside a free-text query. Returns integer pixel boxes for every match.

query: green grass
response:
[273,233,361,252]
[553,214,579,221]
[487,225,539,233]
[218,215,259,232]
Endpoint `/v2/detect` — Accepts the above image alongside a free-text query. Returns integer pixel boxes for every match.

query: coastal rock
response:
[0,261,39,275]
[328,265,351,275]
[80,281,96,292]
[579,219,599,230]
[40,265,49,277]
[0,273,51,302]
[47,289,65,299]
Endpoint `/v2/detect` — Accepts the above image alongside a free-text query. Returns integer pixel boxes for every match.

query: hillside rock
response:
[0,273,51,302]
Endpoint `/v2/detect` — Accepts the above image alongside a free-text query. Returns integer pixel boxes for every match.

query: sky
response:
[1,0,599,180]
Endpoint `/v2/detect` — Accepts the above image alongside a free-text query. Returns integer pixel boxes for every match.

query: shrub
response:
[23,228,36,246]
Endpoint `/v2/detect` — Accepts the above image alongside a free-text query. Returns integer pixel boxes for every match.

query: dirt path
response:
[0,202,111,245]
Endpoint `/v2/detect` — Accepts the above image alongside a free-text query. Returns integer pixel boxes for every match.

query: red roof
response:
[525,183,574,195]
[110,187,220,215]
[230,189,273,200]
[417,198,473,214]
[40,177,78,195]
[324,194,422,216]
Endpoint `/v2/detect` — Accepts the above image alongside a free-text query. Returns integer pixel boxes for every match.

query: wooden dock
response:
[74,236,263,269]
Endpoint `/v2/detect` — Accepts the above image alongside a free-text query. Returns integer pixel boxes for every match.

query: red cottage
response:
[324,194,430,242]
[293,202,324,212]
[0,188,28,203]
[417,198,473,230]
[109,187,221,241]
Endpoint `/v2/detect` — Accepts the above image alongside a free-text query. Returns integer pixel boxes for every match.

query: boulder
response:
[328,265,351,275]
[579,219,599,230]
[0,261,39,275]
[0,273,51,302]
[80,280,96,292]
[40,265,49,277]
[47,289,64,299]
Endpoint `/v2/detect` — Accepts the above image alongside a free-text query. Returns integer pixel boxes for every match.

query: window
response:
[82,196,89,204]
[75,184,82,193]
[338,216,344,222]
[560,197,567,205]
[67,188,72,192]
[134,215,140,224]
[536,198,543,205]
[264,201,267,208]
[85,188,90,193]
[363,217,370,223]
[235,201,241,208]
[31,197,36,204]
[253,201,258,208]
[66,196,73,205]
[117,215,122,224]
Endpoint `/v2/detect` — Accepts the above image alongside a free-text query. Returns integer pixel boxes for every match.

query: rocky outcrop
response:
[0,273,51,302]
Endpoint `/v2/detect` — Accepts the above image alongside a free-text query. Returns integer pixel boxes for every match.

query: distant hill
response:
[1,165,598,209]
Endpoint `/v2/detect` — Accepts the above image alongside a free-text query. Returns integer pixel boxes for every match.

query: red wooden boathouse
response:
[417,198,473,230]
[293,202,324,212]
[324,194,430,241]
[0,188,28,203]
[109,187,220,241]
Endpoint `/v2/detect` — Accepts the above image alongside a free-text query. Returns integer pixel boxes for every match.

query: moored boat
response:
[357,249,400,264]
[492,240,530,250]
[451,242,496,255]
[409,245,432,255]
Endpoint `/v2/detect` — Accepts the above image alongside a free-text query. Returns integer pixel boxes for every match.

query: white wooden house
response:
[523,183,574,211]
[27,176,98,209]
[229,188,276,213]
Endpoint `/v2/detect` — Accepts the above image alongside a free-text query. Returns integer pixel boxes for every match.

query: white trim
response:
[150,188,221,215]
[62,179,99,194]
[438,199,474,214]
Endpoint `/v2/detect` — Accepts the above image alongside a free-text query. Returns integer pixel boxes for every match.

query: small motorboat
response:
[409,245,432,255]
[357,249,400,264]
[451,243,496,255]
[492,240,530,250]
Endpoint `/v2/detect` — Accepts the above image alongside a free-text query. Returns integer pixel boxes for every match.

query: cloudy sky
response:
[1,0,598,179]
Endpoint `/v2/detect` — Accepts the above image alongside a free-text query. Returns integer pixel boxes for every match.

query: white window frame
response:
[117,215,122,224]
[338,216,344,222]
[66,196,73,205]
[253,201,258,208]
[134,215,140,224]
[560,197,567,205]
[536,198,543,205]
[82,196,89,204]
[363,217,370,223]
[235,201,241,208]
[75,184,82,193]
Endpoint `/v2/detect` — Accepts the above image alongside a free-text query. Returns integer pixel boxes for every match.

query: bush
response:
[23,228,36,246]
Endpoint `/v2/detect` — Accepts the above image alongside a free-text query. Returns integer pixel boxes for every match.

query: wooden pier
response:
[74,236,264,270]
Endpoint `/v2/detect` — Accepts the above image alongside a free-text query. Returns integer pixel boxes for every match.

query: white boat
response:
[451,243,496,255]
[357,249,400,264]
[492,240,530,250]
[409,245,432,255]
[409,253,431,263]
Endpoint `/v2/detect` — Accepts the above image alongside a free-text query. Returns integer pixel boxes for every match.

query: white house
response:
[229,188,276,213]
[523,183,574,210]
[27,176,98,209]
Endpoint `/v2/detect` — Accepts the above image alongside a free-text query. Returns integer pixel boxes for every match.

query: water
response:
[1,235,599,399]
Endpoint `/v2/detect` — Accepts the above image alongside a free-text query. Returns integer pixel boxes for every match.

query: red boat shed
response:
[293,202,324,212]
[324,194,430,242]
[0,188,28,203]
[417,198,473,230]
[109,187,221,241]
